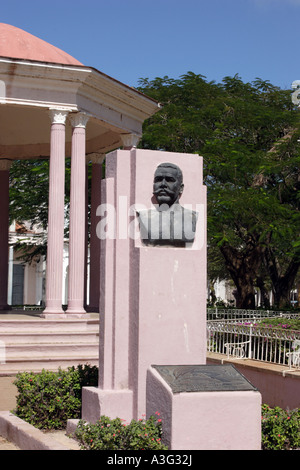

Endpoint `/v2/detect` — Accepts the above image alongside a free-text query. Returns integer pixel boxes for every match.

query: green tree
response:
[260,133,300,307]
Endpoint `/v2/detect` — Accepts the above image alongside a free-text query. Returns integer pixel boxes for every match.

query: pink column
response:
[66,112,89,315]
[88,153,105,312]
[84,160,89,308]
[0,160,12,310]
[43,110,68,316]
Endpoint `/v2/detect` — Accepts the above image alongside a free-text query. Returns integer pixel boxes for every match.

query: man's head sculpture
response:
[153,162,184,207]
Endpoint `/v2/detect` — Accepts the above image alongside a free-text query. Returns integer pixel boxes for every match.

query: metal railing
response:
[207,308,299,321]
[207,320,300,366]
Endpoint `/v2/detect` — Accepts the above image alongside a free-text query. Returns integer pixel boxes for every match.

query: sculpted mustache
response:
[153,188,174,196]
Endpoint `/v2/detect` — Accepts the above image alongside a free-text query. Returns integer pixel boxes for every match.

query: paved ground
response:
[0,434,20,450]
[43,430,81,450]
[0,376,17,412]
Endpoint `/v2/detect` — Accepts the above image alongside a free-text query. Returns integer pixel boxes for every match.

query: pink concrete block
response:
[82,387,133,424]
[146,365,262,450]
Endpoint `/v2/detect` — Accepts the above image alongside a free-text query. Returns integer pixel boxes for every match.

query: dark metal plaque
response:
[152,364,257,393]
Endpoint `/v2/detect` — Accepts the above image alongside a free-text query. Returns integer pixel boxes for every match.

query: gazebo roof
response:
[0,23,83,66]
[0,24,160,159]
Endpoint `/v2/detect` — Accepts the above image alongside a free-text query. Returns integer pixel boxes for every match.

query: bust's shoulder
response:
[137,205,198,218]
[174,205,198,220]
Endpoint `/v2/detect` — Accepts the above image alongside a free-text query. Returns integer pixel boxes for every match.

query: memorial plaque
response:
[152,364,257,393]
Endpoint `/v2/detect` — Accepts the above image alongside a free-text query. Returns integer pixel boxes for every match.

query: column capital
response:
[0,159,13,171]
[120,133,141,149]
[69,112,89,129]
[88,153,106,165]
[49,108,69,125]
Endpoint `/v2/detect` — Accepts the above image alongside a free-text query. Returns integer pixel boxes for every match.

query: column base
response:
[65,309,87,316]
[85,305,100,313]
[65,302,86,316]
[43,304,64,315]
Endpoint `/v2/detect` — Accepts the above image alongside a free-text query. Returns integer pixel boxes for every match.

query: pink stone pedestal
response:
[146,364,262,450]
[131,247,207,418]
[80,148,262,451]
[82,148,207,422]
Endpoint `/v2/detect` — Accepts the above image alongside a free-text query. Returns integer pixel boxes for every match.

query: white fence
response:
[207,317,300,367]
[207,308,299,321]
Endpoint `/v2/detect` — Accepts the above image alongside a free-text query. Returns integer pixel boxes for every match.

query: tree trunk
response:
[220,240,265,309]
[256,276,270,309]
[234,282,256,309]
[264,248,300,308]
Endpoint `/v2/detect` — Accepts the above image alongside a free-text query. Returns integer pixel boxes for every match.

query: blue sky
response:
[1,0,300,90]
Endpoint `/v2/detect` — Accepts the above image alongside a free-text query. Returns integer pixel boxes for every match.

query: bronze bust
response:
[137,163,198,247]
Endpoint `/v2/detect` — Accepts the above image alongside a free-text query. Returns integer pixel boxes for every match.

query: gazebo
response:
[0,23,160,316]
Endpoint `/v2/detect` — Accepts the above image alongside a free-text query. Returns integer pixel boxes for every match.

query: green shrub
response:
[72,363,98,398]
[75,413,168,450]
[261,404,300,450]
[13,364,98,430]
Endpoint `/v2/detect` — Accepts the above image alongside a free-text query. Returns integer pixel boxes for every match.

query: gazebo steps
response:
[2,343,99,356]
[0,316,99,375]
[0,356,99,375]
[0,318,98,332]
[0,332,99,344]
